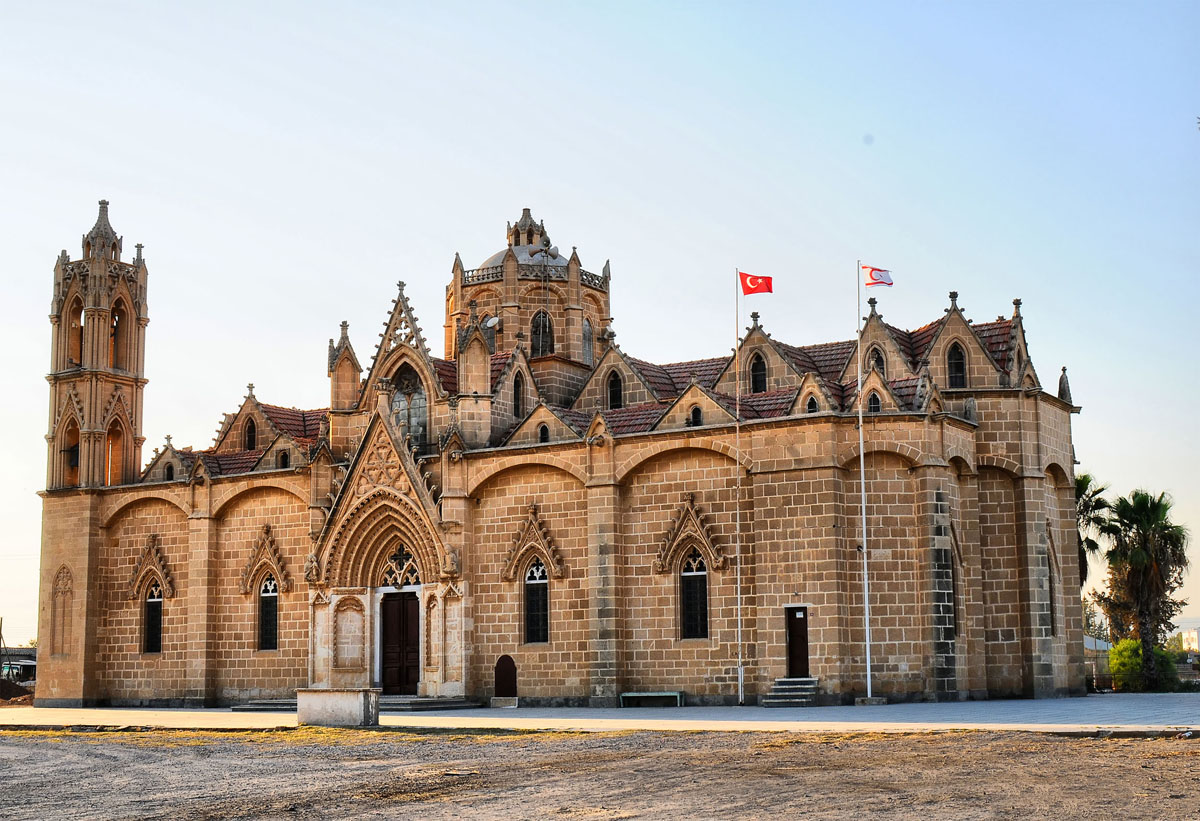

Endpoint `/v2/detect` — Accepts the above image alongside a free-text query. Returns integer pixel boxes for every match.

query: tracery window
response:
[947,343,967,388]
[680,548,708,639]
[525,558,549,644]
[382,548,422,588]
[749,353,767,393]
[390,364,428,448]
[259,574,279,651]
[581,318,594,366]
[867,392,882,413]
[870,348,885,377]
[607,371,623,410]
[144,582,163,654]
[531,311,554,357]
[481,313,496,350]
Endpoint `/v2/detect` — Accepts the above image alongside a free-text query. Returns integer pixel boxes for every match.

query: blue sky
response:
[1,1,1197,644]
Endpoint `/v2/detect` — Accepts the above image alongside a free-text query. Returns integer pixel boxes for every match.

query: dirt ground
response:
[1,727,1197,820]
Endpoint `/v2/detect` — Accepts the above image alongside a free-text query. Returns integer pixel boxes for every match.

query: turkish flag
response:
[739,271,773,295]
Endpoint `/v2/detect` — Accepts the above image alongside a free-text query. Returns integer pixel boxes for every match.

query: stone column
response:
[1015,475,1055,698]
[586,436,619,706]
[183,501,217,706]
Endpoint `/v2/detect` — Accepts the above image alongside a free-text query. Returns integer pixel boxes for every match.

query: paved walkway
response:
[1,693,1196,735]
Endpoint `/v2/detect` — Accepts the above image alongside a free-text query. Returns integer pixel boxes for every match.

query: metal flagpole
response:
[734,268,744,705]
[856,260,873,700]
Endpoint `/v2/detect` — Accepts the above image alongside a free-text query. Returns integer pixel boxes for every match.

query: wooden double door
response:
[381,591,420,695]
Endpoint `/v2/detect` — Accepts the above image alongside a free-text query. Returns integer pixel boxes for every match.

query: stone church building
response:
[37,202,1086,707]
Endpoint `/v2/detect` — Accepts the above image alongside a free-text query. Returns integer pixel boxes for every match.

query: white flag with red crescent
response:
[862,265,893,288]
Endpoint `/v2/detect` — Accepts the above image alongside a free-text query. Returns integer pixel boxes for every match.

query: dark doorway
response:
[494,655,517,698]
[381,591,420,695]
[786,606,810,678]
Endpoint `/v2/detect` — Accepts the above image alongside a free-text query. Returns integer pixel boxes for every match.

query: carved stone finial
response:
[246,383,255,396]
[867,297,877,313]
[396,280,406,293]
[948,291,959,310]
[750,311,760,328]
[1058,366,1073,404]
[164,434,172,444]
[135,243,144,262]
[339,320,349,340]
[1012,298,1022,318]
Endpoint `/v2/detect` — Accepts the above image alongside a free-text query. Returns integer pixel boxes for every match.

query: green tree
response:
[1100,490,1190,690]
[1075,473,1109,588]
[1108,638,1179,692]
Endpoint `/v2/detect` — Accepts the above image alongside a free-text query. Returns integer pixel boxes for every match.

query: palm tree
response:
[1100,490,1190,689]
[1075,473,1109,588]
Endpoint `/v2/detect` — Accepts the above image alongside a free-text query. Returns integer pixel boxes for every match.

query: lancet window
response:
[525,558,549,644]
[680,548,708,639]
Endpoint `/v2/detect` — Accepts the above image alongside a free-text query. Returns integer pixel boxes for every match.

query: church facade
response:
[37,203,1086,707]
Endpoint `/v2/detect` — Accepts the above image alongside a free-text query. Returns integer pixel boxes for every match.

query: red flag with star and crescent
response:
[739,271,773,295]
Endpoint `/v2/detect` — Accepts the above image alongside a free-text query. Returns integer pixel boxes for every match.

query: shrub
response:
[1109,639,1180,691]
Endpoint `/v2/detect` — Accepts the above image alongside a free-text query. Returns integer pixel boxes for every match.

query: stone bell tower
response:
[46,200,149,489]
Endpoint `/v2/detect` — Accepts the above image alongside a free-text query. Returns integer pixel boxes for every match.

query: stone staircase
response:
[760,677,819,708]
[231,695,481,713]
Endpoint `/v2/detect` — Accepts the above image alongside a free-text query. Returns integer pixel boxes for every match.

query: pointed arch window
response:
[867,392,882,413]
[680,548,708,639]
[277,451,290,470]
[947,343,967,388]
[513,372,525,419]
[869,347,885,377]
[581,318,594,366]
[390,363,428,448]
[606,370,623,410]
[538,424,550,443]
[143,582,163,654]
[109,299,130,371]
[749,353,767,393]
[688,406,703,427]
[105,419,126,486]
[66,297,85,368]
[165,463,175,481]
[525,558,549,644]
[259,574,279,651]
[243,419,257,451]
[531,311,554,357]
[806,396,819,414]
[61,419,81,488]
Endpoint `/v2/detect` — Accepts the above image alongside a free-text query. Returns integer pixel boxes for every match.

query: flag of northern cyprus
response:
[739,271,773,295]
[862,265,893,288]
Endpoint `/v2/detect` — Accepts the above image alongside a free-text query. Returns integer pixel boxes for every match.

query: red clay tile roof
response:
[708,388,798,420]
[625,356,678,399]
[431,358,458,394]
[259,404,327,445]
[971,319,1013,369]
[625,355,731,399]
[777,340,857,382]
[192,448,265,476]
[599,402,670,434]
[660,356,729,392]
[490,352,514,391]
[887,377,922,409]
[555,407,594,433]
